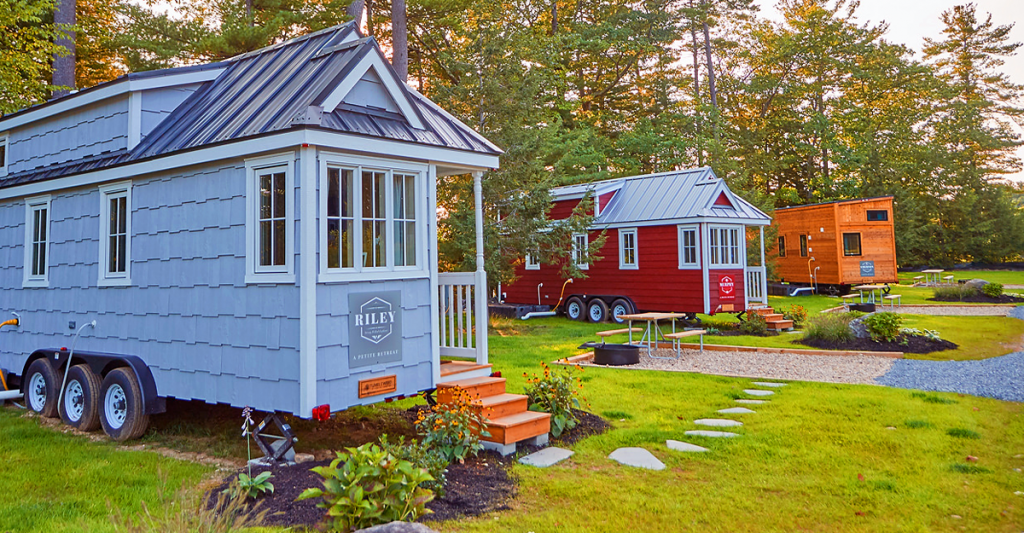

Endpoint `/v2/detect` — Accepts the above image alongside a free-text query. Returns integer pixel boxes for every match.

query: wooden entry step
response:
[436,376,506,404]
[436,372,551,456]
[766,319,794,331]
[749,307,777,317]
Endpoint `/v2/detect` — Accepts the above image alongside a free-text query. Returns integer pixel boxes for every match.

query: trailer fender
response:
[21,349,166,415]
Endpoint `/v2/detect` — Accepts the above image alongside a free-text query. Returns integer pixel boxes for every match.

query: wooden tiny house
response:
[773,197,897,289]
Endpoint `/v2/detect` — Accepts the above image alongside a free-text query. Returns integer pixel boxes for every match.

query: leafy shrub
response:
[904,420,933,429]
[846,310,866,319]
[863,312,903,342]
[739,312,768,335]
[982,282,1004,298]
[232,471,273,500]
[781,305,808,327]
[803,313,854,343]
[933,284,978,301]
[950,463,991,474]
[946,428,980,439]
[297,443,434,532]
[900,327,942,341]
[415,386,490,463]
[602,410,632,420]
[378,435,449,498]
[109,474,268,533]
[524,361,585,437]
[912,392,958,404]
[705,327,721,335]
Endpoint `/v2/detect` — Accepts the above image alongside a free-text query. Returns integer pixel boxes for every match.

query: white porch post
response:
[473,171,488,365]
[760,226,768,303]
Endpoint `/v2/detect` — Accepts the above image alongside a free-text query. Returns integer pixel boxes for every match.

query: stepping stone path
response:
[519,447,573,467]
[685,430,739,438]
[753,382,787,388]
[609,447,666,470]
[694,418,743,427]
[735,399,765,405]
[744,389,774,396]
[718,407,755,414]
[666,440,708,453]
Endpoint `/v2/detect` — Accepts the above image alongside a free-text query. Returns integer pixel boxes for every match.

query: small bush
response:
[912,392,958,404]
[846,310,866,319]
[863,312,903,342]
[739,312,768,335]
[803,313,854,343]
[904,420,933,429]
[524,362,586,438]
[415,386,490,463]
[950,463,991,474]
[946,428,981,439]
[781,305,808,327]
[233,471,273,500]
[933,285,978,301]
[602,410,632,420]
[297,443,434,532]
[982,282,1004,298]
[378,435,449,498]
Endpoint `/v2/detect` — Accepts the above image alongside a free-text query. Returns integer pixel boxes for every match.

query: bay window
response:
[709,226,742,267]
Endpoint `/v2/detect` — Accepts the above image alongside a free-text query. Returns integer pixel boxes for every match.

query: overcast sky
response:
[753,0,1024,181]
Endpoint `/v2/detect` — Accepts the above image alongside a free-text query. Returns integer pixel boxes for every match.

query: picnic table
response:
[619,312,688,358]
[852,284,885,304]
[921,269,944,284]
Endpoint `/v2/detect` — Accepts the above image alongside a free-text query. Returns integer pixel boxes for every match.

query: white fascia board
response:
[305,129,499,170]
[0,67,226,132]
[593,217,771,230]
[319,52,426,130]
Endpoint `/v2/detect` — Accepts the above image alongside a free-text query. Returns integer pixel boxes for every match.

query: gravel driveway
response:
[891,305,1014,316]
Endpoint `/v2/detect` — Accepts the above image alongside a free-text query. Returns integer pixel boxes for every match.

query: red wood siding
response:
[708,268,746,311]
[597,192,616,214]
[548,199,580,220]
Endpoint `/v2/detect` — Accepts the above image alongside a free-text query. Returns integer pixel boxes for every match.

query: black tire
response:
[588,299,610,323]
[60,365,102,431]
[610,299,634,324]
[25,358,60,418]
[565,296,585,321]
[99,368,150,441]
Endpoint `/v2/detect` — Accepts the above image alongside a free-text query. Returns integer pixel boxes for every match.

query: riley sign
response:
[349,291,403,368]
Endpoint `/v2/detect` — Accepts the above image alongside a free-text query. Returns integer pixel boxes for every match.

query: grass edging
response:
[558,342,903,364]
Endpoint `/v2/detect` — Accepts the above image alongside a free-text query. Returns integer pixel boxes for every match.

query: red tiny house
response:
[503,168,771,322]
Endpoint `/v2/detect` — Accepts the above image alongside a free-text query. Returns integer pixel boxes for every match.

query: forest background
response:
[3,0,1024,284]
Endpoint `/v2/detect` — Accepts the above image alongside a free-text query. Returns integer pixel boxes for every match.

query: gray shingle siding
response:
[7,98,128,175]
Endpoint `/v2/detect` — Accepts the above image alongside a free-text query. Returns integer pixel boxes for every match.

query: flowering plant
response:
[233,406,274,499]
[524,362,586,438]
[415,386,490,463]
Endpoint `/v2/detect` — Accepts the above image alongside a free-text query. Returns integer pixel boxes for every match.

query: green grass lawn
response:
[898,270,1024,286]
[0,409,211,533]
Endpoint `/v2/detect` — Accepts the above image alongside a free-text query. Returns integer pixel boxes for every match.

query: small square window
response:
[777,236,786,257]
[867,210,888,221]
[843,233,862,256]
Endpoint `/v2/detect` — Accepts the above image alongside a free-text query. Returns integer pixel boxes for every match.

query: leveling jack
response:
[251,413,298,464]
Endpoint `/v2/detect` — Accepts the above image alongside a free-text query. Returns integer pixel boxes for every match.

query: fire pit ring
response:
[593,343,640,366]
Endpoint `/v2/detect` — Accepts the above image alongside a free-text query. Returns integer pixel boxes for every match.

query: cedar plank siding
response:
[548,199,579,220]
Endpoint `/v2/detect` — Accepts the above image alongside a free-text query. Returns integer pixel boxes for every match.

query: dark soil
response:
[208,408,610,529]
[798,335,958,354]
[930,294,1024,304]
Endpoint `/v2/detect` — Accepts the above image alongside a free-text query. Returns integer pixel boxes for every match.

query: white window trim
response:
[0,132,8,177]
[23,195,51,288]
[318,152,429,283]
[525,253,540,271]
[572,233,589,270]
[677,224,700,269]
[245,153,295,284]
[618,228,638,270]
[708,225,744,269]
[98,181,133,287]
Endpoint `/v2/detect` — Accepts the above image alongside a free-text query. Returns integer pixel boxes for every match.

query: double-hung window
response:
[708,226,742,267]
[678,225,699,268]
[619,228,637,269]
[98,182,132,286]
[778,236,786,257]
[320,156,425,281]
[525,253,541,270]
[799,235,808,257]
[0,133,8,177]
[572,233,589,270]
[23,196,51,287]
[245,154,294,283]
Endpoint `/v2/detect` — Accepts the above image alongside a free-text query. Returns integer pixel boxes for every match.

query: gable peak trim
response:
[317,44,425,130]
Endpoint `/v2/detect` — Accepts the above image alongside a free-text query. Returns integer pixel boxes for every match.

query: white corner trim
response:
[319,52,426,130]
[428,164,441,387]
[298,145,318,418]
[97,181,133,287]
[701,223,711,314]
[23,195,51,288]
[128,92,142,150]
[244,151,297,284]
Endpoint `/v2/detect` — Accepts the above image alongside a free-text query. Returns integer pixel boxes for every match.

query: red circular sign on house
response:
[719,274,736,301]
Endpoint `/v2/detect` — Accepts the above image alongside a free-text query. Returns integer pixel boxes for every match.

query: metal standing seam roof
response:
[0,22,501,190]
[551,167,771,226]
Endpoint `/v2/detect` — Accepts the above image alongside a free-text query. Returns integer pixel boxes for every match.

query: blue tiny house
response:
[0,23,502,440]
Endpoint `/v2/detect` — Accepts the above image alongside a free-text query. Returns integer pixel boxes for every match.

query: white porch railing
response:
[746,266,768,306]
[438,271,488,364]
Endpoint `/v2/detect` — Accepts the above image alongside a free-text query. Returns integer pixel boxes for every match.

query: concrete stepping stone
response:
[609,447,665,470]
[685,430,739,438]
[753,382,787,388]
[718,407,755,414]
[744,389,775,396]
[735,399,765,405]
[666,440,708,453]
[694,418,743,427]
[519,447,573,467]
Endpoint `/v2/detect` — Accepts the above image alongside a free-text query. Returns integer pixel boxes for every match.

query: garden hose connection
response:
[56,320,96,410]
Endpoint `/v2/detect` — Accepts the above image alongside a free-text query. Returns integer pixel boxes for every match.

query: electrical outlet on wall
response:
[69,321,76,330]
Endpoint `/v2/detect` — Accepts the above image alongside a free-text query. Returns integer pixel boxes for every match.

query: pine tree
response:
[0,0,68,114]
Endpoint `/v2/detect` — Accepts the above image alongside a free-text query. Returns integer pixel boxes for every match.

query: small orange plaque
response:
[358,375,397,398]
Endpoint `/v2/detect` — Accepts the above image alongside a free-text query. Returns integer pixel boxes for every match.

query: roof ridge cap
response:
[226,22,357,62]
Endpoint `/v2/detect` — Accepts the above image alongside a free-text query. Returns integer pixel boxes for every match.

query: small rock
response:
[951,515,962,520]
[608,447,666,470]
[666,440,708,453]
[520,447,573,467]
[1014,468,1021,473]
[294,453,315,464]
[886,426,897,430]
[694,418,743,428]
[752,381,786,388]
[1014,491,1023,496]
[356,521,440,533]
[743,389,774,397]
[685,430,739,438]
[966,456,978,462]
[718,407,756,414]
[735,399,765,405]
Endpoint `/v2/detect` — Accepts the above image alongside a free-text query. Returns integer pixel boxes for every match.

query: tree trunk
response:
[702,21,717,110]
[551,2,558,35]
[689,0,703,166]
[346,0,365,22]
[366,0,374,39]
[52,0,76,98]
[245,0,253,26]
[391,0,408,81]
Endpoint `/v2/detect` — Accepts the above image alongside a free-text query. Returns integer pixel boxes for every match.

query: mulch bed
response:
[208,408,610,529]
[716,330,780,338]
[798,335,958,354]
[930,294,1024,304]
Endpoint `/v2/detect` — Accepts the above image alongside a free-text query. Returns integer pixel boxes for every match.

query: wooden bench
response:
[912,276,924,285]
[840,293,859,309]
[942,275,955,283]
[663,329,707,356]
[882,294,902,309]
[596,328,642,344]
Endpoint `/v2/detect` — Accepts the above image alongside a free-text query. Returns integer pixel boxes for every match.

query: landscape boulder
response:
[964,279,989,291]
[356,522,440,533]
[849,315,871,339]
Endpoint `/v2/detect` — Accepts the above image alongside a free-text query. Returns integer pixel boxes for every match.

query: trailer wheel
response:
[610,299,633,324]
[588,299,609,323]
[565,297,585,321]
[60,365,102,431]
[100,368,150,441]
[25,358,60,418]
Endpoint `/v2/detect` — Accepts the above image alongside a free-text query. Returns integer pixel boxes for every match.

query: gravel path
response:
[875,352,1024,402]
[891,305,1014,316]
[589,348,896,385]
